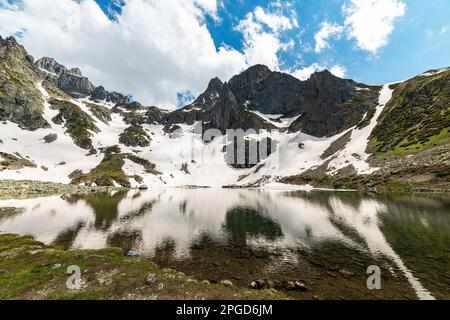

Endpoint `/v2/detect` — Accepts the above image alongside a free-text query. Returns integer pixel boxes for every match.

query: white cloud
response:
[0,0,246,108]
[291,63,324,80]
[0,0,349,108]
[235,4,298,71]
[330,64,347,78]
[290,63,346,81]
[253,6,293,32]
[342,0,406,53]
[314,22,344,53]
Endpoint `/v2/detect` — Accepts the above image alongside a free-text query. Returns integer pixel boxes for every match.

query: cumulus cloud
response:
[291,63,346,80]
[235,4,298,71]
[0,0,246,108]
[342,0,406,53]
[330,64,347,78]
[0,0,350,108]
[314,22,344,53]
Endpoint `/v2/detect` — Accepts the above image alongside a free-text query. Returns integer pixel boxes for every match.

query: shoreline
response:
[0,179,448,200]
[0,233,285,300]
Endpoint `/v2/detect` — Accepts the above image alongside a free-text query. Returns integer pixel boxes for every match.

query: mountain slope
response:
[0,37,49,130]
[370,68,450,154]
[168,64,381,137]
[0,37,448,191]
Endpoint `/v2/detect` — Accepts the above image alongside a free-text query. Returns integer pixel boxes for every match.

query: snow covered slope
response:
[0,81,394,188]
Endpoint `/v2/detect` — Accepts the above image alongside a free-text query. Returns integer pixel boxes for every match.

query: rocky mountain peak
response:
[230,64,271,85]
[90,85,130,105]
[0,36,31,60]
[206,77,223,92]
[35,57,67,76]
[68,67,83,77]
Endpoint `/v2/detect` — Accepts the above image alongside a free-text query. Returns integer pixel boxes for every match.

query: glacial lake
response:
[0,188,449,300]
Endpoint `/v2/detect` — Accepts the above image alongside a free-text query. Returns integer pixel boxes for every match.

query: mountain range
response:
[0,36,449,191]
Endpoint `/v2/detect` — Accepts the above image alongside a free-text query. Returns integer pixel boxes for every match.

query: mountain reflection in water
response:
[0,189,449,300]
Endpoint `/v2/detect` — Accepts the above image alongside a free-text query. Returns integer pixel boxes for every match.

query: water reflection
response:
[0,189,448,299]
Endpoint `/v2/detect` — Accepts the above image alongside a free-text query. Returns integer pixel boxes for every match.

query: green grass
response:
[391,127,450,155]
[71,147,129,188]
[70,146,160,187]
[0,233,286,300]
[371,69,450,154]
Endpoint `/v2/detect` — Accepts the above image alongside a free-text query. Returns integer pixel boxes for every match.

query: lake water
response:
[0,189,449,300]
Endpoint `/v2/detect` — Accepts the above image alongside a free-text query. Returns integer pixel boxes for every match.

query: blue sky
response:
[1,0,449,107]
[95,0,450,85]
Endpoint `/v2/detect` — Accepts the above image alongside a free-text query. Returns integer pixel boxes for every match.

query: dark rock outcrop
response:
[119,125,151,147]
[49,98,99,150]
[35,57,95,97]
[90,85,129,105]
[35,57,129,104]
[166,65,381,138]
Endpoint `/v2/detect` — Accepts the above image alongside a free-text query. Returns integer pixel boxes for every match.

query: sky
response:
[0,0,449,109]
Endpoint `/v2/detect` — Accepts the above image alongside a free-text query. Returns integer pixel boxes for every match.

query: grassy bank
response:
[0,233,285,300]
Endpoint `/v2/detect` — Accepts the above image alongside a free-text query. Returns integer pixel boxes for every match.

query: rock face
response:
[90,85,129,105]
[0,37,49,130]
[166,65,380,137]
[35,57,129,104]
[35,57,95,97]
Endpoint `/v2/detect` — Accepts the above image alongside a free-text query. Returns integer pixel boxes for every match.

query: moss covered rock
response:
[0,37,49,130]
[119,125,151,147]
[49,98,99,149]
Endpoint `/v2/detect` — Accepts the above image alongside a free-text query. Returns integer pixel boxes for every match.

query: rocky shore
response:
[0,179,126,200]
[282,145,450,193]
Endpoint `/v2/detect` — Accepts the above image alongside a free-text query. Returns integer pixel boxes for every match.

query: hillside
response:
[0,36,449,191]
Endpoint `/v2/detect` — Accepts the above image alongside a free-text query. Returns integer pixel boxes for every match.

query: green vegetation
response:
[0,38,49,130]
[119,125,151,147]
[127,154,161,175]
[391,126,450,154]
[49,98,100,149]
[70,146,160,187]
[86,103,112,124]
[371,70,450,154]
[0,233,285,300]
[70,146,129,187]
[43,80,70,100]
[281,170,450,193]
